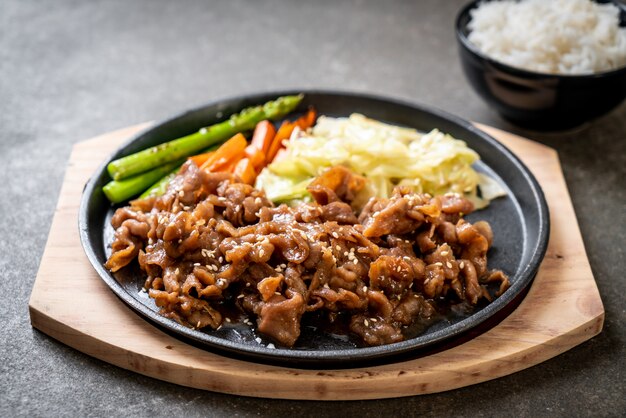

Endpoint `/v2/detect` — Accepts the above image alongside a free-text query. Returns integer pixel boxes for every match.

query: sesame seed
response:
[446,262,453,269]
[225,317,231,323]
[364,319,369,326]
[217,196,226,202]
[336,245,341,251]
[174,268,180,275]
[353,259,358,265]
[196,321,201,328]
[434,262,443,267]
[396,266,401,272]
[255,337,262,344]
[332,232,339,239]
[275,291,281,296]
[178,190,184,198]
[280,264,287,269]
[193,263,200,266]
[362,286,368,293]
[323,283,330,289]
[255,197,262,205]
[246,282,251,287]
[460,261,465,269]
[202,248,216,258]
[441,251,449,256]
[218,256,223,263]
[403,256,411,261]
[259,249,265,257]
[370,318,377,322]
[237,294,244,299]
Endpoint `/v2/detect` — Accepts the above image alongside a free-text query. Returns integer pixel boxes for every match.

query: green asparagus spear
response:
[103,160,183,204]
[139,167,180,199]
[107,94,303,181]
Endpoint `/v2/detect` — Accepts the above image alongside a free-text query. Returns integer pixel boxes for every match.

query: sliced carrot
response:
[233,158,257,184]
[244,145,266,171]
[295,107,317,130]
[200,133,247,172]
[187,151,215,167]
[266,121,295,163]
[209,149,245,172]
[264,108,317,165]
[250,120,276,155]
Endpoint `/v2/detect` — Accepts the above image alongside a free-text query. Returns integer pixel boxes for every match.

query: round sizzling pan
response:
[79,90,549,367]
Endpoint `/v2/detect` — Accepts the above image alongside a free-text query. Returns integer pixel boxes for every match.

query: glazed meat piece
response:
[307,165,367,205]
[106,162,509,347]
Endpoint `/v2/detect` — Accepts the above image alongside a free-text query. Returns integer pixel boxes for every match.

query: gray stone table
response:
[1,0,624,416]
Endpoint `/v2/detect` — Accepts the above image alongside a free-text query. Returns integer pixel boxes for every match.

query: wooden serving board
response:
[29,123,604,400]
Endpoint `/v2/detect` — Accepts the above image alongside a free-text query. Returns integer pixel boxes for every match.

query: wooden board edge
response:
[475,123,557,156]
[27,299,606,400]
[28,304,248,397]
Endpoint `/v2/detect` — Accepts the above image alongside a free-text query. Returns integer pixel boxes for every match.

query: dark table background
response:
[1,0,624,416]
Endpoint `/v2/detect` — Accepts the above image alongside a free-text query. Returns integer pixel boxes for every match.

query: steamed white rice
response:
[467,0,626,75]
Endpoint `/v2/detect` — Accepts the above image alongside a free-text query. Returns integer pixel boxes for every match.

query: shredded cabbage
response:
[255,114,505,207]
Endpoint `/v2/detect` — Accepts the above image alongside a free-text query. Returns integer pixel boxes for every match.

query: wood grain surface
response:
[28,123,604,400]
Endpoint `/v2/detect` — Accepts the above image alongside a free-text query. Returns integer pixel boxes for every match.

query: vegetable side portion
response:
[255,114,506,208]
[102,94,303,203]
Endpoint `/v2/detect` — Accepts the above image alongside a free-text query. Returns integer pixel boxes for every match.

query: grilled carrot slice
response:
[233,158,257,184]
[296,108,317,130]
[244,145,266,171]
[187,151,215,167]
[200,133,247,172]
[250,120,276,155]
[266,121,295,163]
[265,108,318,165]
